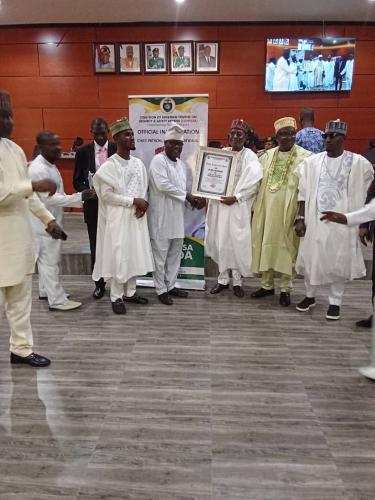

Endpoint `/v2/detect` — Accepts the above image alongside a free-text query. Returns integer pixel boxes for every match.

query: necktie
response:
[97,147,107,167]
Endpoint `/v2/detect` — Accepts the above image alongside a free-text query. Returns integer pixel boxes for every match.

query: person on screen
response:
[314,55,324,88]
[297,58,305,90]
[265,57,276,91]
[344,53,354,89]
[288,55,299,91]
[334,56,346,90]
[148,48,164,70]
[295,119,373,321]
[273,49,295,91]
[251,117,311,307]
[303,54,315,90]
[206,119,263,298]
[295,108,324,153]
[323,54,334,88]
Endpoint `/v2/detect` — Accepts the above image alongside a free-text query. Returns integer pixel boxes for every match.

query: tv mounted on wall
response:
[265,38,356,93]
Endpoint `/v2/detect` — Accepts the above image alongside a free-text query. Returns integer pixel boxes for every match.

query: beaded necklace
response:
[266,145,297,193]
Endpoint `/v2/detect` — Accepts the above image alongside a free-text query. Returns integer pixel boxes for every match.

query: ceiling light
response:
[175,0,185,3]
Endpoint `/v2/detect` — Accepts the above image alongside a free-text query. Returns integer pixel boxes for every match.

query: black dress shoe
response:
[279,292,291,307]
[158,292,173,305]
[10,352,51,367]
[112,299,126,314]
[233,286,245,298]
[39,296,48,300]
[168,287,189,298]
[124,294,149,304]
[356,315,373,328]
[210,283,229,294]
[251,287,275,298]
[93,285,105,299]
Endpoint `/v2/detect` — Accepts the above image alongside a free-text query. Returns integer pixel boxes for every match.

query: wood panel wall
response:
[1,23,375,161]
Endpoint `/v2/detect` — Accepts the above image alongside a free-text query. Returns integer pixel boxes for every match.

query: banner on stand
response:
[129,94,208,290]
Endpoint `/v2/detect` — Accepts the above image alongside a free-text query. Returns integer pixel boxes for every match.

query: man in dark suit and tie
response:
[73,118,117,299]
[334,56,346,91]
[199,45,216,68]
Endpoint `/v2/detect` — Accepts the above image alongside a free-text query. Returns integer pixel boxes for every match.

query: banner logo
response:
[160,97,175,114]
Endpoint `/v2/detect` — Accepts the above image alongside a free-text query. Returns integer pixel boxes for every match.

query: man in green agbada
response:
[251,117,311,306]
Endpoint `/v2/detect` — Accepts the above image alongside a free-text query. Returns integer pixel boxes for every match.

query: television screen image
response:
[265,38,356,92]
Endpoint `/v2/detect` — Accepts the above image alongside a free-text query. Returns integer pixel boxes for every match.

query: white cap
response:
[165,122,184,141]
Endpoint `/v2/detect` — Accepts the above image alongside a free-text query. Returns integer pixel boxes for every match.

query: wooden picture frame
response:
[195,42,220,73]
[144,42,168,73]
[118,43,142,74]
[93,43,116,74]
[170,41,194,73]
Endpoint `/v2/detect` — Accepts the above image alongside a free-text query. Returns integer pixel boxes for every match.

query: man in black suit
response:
[334,56,346,91]
[199,45,216,68]
[73,118,117,299]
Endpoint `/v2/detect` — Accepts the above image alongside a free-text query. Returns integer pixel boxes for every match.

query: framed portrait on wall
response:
[93,43,116,73]
[144,42,167,73]
[195,42,220,73]
[170,41,193,73]
[119,43,141,73]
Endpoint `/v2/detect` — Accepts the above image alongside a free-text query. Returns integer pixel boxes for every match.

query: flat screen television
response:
[265,38,356,92]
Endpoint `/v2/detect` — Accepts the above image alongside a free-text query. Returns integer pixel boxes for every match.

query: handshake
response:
[186,193,206,210]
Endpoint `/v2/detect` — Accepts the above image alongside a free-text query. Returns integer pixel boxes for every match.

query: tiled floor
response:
[0,276,375,500]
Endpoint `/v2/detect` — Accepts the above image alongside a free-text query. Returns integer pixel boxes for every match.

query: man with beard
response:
[251,117,311,306]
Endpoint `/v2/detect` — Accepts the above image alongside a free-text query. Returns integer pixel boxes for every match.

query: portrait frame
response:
[170,41,194,73]
[144,42,168,73]
[192,147,239,200]
[118,42,142,74]
[195,42,220,73]
[93,43,116,74]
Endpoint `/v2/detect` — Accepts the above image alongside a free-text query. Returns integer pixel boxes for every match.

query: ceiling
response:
[1,0,375,25]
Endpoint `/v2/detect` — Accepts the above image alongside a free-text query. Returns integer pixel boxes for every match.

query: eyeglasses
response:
[322,132,345,139]
[277,131,296,138]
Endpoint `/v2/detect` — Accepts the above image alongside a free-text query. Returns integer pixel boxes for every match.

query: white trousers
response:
[304,277,346,306]
[35,235,67,307]
[218,269,242,286]
[0,275,33,357]
[110,277,137,302]
[151,238,183,295]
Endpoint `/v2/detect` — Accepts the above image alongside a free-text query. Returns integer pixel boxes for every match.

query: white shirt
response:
[148,152,187,240]
[28,154,82,232]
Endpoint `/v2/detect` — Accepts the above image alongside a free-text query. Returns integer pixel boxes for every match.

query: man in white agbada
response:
[344,53,355,89]
[0,90,66,367]
[323,54,334,88]
[273,49,295,91]
[148,122,205,305]
[295,120,373,320]
[314,55,324,87]
[92,117,154,314]
[29,131,93,311]
[205,119,263,297]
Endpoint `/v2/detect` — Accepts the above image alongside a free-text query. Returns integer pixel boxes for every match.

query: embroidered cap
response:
[165,122,184,141]
[274,117,297,134]
[323,119,348,137]
[230,119,248,134]
[110,117,131,137]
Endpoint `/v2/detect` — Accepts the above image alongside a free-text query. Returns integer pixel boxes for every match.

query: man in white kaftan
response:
[206,119,263,297]
[0,90,66,367]
[295,120,373,320]
[29,131,87,311]
[273,50,295,91]
[148,122,205,305]
[93,117,154,314]
[323,55,334,88]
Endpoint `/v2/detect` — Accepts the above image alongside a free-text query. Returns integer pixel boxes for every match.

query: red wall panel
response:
[0,23,374,159]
